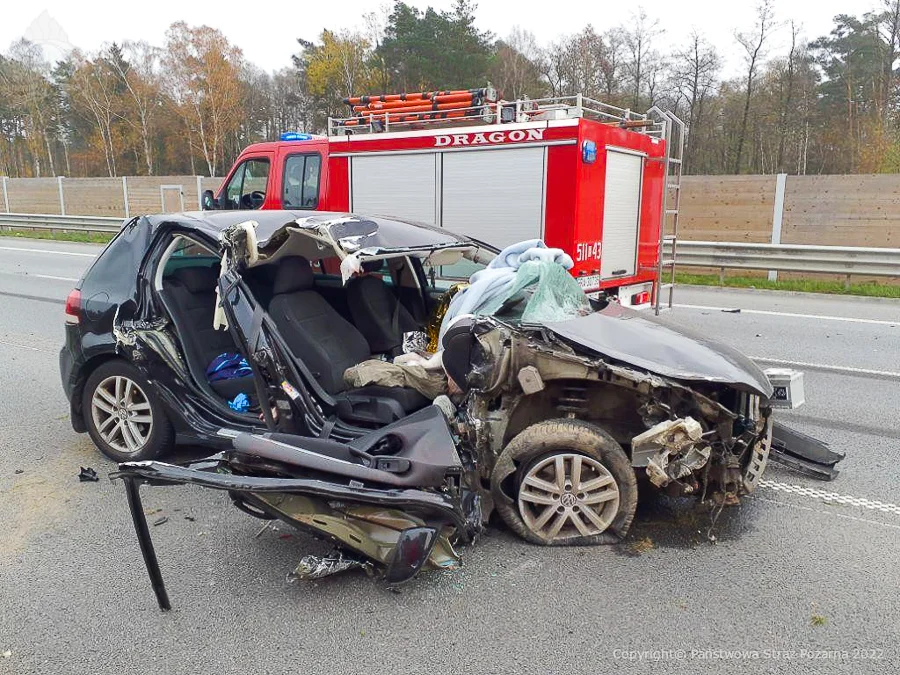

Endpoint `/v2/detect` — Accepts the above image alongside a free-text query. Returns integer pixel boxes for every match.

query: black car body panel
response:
[545,303,775,397]
[57,209,843,605]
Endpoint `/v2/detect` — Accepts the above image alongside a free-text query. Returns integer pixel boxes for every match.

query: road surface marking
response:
[676,303,899,327]
[760,480,900,516]
[752,496,900,531]
[752,356,900,380]
[0,339,54,353]
[7,273,80,282]
[0,245,96,258]
[30,273,79,282]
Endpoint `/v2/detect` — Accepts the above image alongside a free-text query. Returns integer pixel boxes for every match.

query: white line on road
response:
[0,245,96,258]
[0,339,54,353]
[752,496,900,531]
[752,356,900,380]
[760,480,900,515]
[676,303,899,326]
[28,273,79,282]
[0,270,79,282]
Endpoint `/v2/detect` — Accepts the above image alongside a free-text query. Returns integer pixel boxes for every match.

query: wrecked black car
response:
[60,210,841,606]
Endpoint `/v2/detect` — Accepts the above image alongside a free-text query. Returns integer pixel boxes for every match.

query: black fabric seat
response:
[346,271,420,354]
[267,256,429,423]
[162,265,255,403]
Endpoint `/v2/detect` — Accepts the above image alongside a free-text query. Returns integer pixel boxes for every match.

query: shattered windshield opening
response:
[484,260,592,323]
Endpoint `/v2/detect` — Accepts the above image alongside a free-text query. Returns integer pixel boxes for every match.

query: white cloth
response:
[438,239,572,341]
[394,350,444,370]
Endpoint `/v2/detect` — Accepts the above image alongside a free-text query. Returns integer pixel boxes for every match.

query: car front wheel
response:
[83,360,174,462]
[491,419,638,545]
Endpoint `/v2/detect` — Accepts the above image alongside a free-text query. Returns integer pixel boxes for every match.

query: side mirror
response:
[383,527,438,585]
[202,189,218,210]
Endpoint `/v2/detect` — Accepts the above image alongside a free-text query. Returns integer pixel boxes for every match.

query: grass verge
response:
[676,272,900,299]
[0,228,114,244]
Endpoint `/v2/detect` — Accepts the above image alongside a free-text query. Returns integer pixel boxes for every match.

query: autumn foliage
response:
[1,0,899,178]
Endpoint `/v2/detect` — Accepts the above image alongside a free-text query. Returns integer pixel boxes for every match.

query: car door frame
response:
[215,259,379,442]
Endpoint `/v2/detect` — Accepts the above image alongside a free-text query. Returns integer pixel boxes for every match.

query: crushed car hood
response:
[545,303,774,397]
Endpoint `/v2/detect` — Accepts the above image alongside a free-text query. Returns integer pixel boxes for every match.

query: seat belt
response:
[319,417,337,440]
[390,291,402,349]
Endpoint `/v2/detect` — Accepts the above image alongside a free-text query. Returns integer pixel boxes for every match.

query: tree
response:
[108,41,163,175]
[623,9,663,109]
[733,0,775,173]
[376,0,493,90]
[774,22,800,172]
[490,28,546,99]
[163,22,245,176]
[303,30,373,124]
[810,13,885,171]
[672,31,720,173]
[0,41,58,176]
[69,49,121,177]
[539,27,625,103]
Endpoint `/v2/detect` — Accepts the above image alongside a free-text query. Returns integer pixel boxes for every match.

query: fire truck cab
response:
[209,89,683,312]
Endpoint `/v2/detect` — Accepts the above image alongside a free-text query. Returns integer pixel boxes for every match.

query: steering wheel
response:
[242,190,266,209]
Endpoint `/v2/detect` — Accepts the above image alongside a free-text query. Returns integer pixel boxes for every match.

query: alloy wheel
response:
[90,375,154,455]
[517,453,620,541]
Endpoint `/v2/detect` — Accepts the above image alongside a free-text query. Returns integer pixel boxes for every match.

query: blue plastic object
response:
[280,132,313,142]
[581,140,597,164]
[228,393,250,412]
[207,352,251,382]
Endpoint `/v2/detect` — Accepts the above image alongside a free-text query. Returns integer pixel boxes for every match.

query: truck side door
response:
[218,155,274,210]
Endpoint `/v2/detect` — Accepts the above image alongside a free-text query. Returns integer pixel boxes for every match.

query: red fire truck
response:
[209,88,684,312]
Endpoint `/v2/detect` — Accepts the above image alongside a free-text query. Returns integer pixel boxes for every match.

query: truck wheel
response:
[490,419,637,545]
[83,359,174,462]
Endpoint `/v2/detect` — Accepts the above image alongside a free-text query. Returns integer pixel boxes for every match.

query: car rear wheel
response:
[83,360,174,462]
[491,419,638,545]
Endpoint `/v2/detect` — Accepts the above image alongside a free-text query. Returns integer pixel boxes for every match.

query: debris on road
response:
[288,551,371,582]
[721,308,741,313]
[811,614,827,626]
[78,467,98,482]
[14,469,23,474]
[627,537,655,555]
[152,516,168,526]
[2,650,11,658]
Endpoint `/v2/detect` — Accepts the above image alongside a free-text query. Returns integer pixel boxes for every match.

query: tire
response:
[490,419,638,546]
[82,359,175,462]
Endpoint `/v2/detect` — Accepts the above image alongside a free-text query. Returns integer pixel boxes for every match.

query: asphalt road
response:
[1,238,899,674]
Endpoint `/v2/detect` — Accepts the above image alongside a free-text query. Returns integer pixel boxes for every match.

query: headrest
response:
[272,256,314,295]
[441,315,475,349]
[361,259,383,274]
[172,265,219,294]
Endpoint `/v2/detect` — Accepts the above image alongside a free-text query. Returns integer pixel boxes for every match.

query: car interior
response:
[156,234,453,426]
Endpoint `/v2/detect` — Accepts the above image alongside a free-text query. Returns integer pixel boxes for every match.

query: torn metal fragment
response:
[288,551,372,581]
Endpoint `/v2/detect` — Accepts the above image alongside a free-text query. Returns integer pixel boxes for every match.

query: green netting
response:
[481,260,591,323]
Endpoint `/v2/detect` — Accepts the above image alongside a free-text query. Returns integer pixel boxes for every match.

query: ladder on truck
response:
[647,107,685,315]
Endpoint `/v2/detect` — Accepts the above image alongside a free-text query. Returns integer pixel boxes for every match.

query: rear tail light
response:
[65,289,82,324]
[631,290,651,306]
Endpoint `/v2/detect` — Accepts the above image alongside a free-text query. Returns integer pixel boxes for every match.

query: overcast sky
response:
[1,0,870,79]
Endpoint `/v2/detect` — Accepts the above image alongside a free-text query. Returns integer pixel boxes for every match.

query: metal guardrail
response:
[2,213,899,279]
[0,212,125,233]
[671,241,900,277]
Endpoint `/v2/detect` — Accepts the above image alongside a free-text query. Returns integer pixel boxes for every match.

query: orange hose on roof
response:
[343,89,479,105]
[353,94,475,113]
